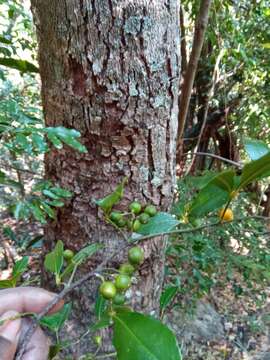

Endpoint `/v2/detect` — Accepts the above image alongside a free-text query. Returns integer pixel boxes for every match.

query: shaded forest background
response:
[0,0,270,359]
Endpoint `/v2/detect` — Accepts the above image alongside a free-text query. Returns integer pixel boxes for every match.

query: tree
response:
[30,0,181,352]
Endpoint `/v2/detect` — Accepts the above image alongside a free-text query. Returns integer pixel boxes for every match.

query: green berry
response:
[132,219,141,232]
[115,274,131,291]
[144,205,157,217]
[63,249,74,260]
[128,246,144,265]
[99,281,117,300]
[139,213,150,224]
[94,335,102,346]
[117,218,126,228]
[119,263,135,276]
[110,211,123,223]
[129,201,142,214]
[113,293,126,305]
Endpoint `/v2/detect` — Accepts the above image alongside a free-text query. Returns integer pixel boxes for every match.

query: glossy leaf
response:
[95,293,107,320]
[239,151,270,189]
[50,187,72,198]
[113,311,182,360]
[95,178,127,213]
[189,170,236,217]
[244,139,269,160]
[44,240,64,276]
[40,303,71,332]
[160,286,178,311]
[137,212,180,236]
[45,127,87,153]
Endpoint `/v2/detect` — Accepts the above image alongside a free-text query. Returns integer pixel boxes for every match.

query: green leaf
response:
[45,127,87,153]
[61,243,102,278]
[12,256,29,278]
[40,303,71,332]
[244,139,269,160]
[90,313,111,331]
[0,58,39,73]
[44,240,64,276]
[28,201,47,224]
[0,36,12,44]
[45,200,65,207]
[189,170,236,217]
[46,132,63,149]
[239,152,270,189]
[95,293,107,320]
[50,187,72,198]
[113,311,182,360]
[0,170,22,190]
[42,189,60,200]
[39,201,56,219]
[137,212,179,236]
[160,286,178,311]
[32,133,48,153]
[0,279,15,288]
[95,178,128,213]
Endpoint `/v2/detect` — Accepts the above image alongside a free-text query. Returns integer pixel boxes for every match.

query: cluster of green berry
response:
[109,201,157,232]
[99,246,144,305]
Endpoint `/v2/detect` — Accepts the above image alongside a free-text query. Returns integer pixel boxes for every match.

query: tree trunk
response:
[177,0,212,155]
[31,0,180,354]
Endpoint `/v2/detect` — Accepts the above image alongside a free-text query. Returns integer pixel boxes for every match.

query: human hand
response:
[0,287,64,360]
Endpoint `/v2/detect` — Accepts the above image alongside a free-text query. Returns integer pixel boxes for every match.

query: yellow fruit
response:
[219,208,233,221]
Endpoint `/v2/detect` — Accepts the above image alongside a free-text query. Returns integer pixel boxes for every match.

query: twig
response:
[185,48,225,175]
[15,214,270,358]
[15,241,128,359]
[194,152,242,168]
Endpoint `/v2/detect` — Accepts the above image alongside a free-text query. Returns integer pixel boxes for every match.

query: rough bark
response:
[31,0,180,354]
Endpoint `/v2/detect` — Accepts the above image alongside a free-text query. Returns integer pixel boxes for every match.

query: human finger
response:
[0,287,64,316]
[21,318,50,360]
[0,310,21,360]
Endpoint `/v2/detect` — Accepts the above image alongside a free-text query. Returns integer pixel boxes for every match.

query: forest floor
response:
[0,214,270,360]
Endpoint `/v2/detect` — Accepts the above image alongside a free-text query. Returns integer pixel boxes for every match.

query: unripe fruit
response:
[110,211,123,223]
[99,281,117,300]
[128,246,144,265]
[119,263,135,276]
[113,293,126,305]
[139,213,150,224]
[115,274,131,291]
[132,219,141,232]
[218,208,233,222]
[129,201,142,214]
[117,218,126,228]
[94,335,102,346]
[144,205,157,217]
[63,249,74,260]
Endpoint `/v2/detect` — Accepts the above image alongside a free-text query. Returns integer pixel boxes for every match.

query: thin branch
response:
[15,214,270,358]
[177,0,213,144]
[194,152,242,168]
[185,48,225,175]
[15,241,128,359]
